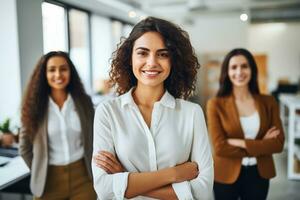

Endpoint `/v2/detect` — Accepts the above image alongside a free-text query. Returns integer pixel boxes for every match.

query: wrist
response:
[162,167,176,184]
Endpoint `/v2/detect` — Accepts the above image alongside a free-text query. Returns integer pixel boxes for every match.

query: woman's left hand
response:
[227,138,246,148]
[93,151,125,174]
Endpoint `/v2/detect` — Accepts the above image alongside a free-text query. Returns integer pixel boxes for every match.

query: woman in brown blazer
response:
[19,51,96,199]
[206,48,284,200]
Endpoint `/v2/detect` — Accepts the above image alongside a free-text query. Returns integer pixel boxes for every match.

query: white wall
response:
[181,13,248,53]
[248,22,300,91]
[0,0,21,123]
[174,13,300,94]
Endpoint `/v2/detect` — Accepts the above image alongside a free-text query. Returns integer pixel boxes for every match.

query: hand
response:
[173,162,198,183]
[93,151,125,174]
[227,138,246,148]
[263,127,280,139]
[1,134,15,148]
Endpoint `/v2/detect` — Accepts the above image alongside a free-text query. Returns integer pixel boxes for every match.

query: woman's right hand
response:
[263,126,280,139]
[93,151,125,174]
[173,162,199,183]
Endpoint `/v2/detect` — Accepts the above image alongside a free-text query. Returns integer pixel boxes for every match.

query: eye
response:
[241,64,249,69]
[157,51,169,58]
[137,50,148,57]
[230,65,237,70]
[47,68,56,72]
[60,66,69,72]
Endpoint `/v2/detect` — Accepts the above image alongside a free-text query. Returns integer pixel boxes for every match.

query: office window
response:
[111,20,123,50]
[69,9,91,93]
[41,2,133,95]
[91,15,113,94]
[42,2,68,53]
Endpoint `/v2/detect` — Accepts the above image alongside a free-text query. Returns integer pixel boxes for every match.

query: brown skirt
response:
[34,159,96,200]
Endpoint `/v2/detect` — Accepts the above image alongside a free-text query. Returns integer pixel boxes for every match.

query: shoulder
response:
[176,99,204,114]
[95,96,121,113]
[255,94,277,105]
[206,96,228,108]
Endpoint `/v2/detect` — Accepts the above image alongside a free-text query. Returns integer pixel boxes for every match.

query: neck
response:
[232,86,252,101]
[50,89,68,107]
[133,85,165,107]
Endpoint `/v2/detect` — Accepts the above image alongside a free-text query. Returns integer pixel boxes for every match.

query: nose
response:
[146,54,158,67]
[236,66,242,75]
[54,69,61,78]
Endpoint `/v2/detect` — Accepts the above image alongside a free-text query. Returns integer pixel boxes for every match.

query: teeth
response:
[143,71,159,75]
[54,80,63,84]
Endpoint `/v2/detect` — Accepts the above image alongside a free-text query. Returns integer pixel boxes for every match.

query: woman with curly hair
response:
[19,51,96,199]
[92,17,213,199]
[206,48,284,200]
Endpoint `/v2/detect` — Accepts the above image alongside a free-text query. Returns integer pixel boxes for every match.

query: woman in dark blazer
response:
[206,48,284,200]
[19,51,96,199]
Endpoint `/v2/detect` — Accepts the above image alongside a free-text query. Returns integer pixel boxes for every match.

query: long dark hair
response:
[21,51,93,138]
[109,17,200,99]
[217,48,260,97]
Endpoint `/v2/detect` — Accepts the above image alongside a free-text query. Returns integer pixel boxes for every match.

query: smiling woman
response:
[19,51,96,199]
[131,32,171,91]
[92,17,213,200]
[46,56,71,99]
[206,48,284,200]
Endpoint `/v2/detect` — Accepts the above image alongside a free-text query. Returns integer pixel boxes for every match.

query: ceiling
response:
[58,0,300,24]
[116,0,300,23]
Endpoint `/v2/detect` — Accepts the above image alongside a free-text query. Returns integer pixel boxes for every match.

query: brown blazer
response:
[19,97,94,197]
[206,94,284,184]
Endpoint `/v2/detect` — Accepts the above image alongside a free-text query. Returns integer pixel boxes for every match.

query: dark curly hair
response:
[110,17,200,99]
[217,48,260,97]
[21,51,93,139]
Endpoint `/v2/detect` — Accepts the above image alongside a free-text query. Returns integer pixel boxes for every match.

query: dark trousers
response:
[214,165,269,200]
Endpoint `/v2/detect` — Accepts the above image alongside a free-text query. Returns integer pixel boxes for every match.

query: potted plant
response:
[0,118,15,148]
[0,118,12,133]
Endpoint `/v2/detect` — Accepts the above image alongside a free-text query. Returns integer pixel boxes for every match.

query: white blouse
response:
[92,89,213,200]
[240,111,260,166]
[47,95,84,165]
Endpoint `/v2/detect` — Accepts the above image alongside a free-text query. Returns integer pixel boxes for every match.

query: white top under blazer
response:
[92,89,214,200]
[47,95,84,165]
[240,111,260,166]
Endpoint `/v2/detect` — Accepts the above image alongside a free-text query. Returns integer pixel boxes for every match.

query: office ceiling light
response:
[128,11,137,18]
[240,13,248,21]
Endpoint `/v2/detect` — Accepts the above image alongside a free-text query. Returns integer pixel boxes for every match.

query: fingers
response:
[100,151,120,166]
[264,128,280,139]
[266,126,277,135]
[270,130,280,137]
[93,151,124,173]
[93,152,115,173]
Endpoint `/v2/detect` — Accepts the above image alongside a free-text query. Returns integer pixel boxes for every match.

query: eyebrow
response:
[134,47,169,52]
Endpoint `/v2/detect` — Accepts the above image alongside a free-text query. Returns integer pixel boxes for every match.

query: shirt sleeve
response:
[172,105,214,200]
[172,181,193,199]
[92,103,129,200]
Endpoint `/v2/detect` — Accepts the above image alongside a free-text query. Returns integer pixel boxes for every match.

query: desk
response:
[0,156,30,190]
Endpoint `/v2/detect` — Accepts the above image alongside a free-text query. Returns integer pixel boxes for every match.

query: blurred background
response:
[0,0,300,199]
